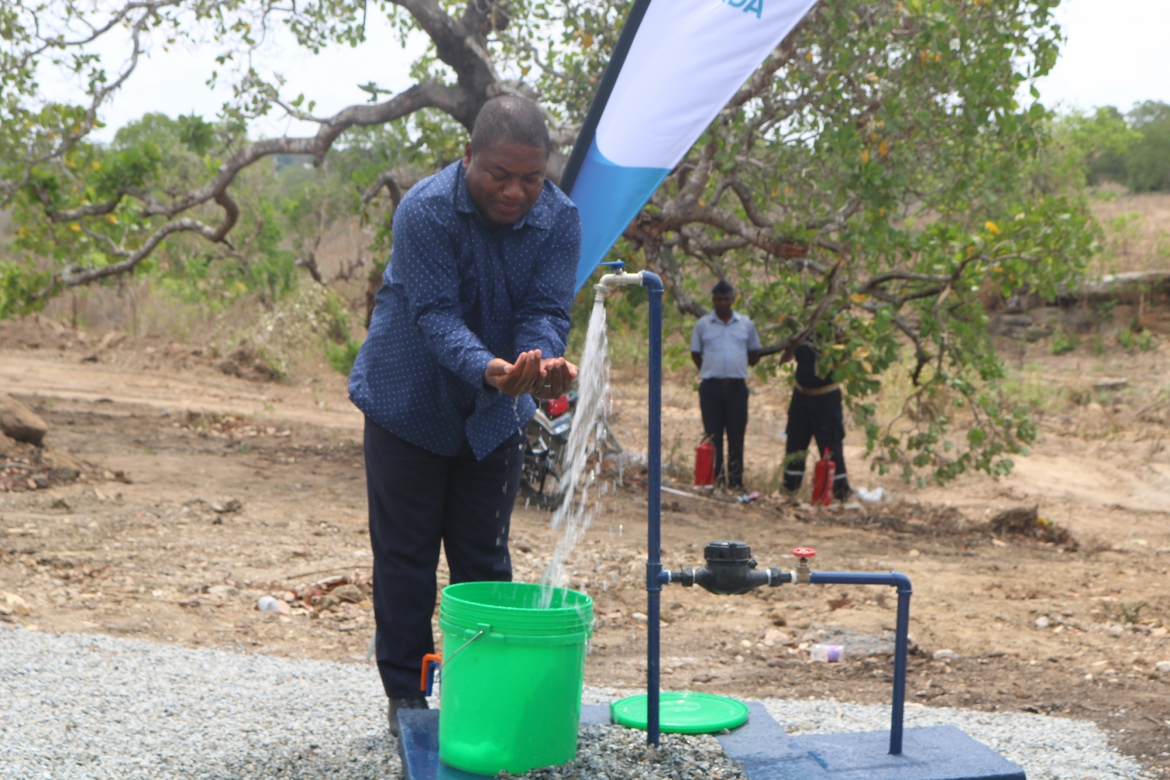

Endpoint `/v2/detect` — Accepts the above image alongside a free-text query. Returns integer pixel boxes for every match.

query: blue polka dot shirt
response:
[349,160,581,460]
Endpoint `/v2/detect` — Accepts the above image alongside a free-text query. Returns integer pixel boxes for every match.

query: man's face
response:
[463,140,548,226]
[712,292,734,317]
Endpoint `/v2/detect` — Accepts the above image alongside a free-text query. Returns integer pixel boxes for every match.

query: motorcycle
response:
[520,391,622,509]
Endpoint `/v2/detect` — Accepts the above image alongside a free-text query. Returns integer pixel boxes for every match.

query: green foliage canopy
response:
[1126,101,1170,193]
[0,0,1100,485]
[1041,101,1170,193]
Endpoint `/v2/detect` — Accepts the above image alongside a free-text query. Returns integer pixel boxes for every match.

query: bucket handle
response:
[444,627,486,668]
[420,627,486,694]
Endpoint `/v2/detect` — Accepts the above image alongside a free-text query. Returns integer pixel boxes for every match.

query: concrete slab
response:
[398,705,611,780]
[717,710,1026,780]
[716,702,827,778]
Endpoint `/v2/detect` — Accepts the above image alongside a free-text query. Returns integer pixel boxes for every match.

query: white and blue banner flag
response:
[561,0,820,290]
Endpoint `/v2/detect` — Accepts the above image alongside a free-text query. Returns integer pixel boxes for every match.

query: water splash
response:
[539,296,610,608]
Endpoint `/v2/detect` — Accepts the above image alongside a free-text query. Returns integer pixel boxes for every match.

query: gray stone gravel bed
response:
[0,625,401,779]
[1,625,1150,779]
[497,726,746,780]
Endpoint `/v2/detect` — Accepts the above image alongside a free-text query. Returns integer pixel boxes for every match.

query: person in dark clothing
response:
[783,342,851,500]
[347,95,580,736]
[691,280,762,489]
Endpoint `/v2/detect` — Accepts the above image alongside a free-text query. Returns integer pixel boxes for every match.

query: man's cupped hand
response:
[485,349,579,399]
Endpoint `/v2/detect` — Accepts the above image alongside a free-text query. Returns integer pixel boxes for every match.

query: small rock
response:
[933,649,960,661]
[1155,661,1170,673]
[1,592,31,616]
[0,395,48,446]
[631,612,648,622]
[768,611,787,627]
[258,596,288,614]
[98,331,126,350]
[908,549,920,558]
[763,628,788,647]
[208,585,239,600]
[1035,616,1050,628]
[210,498,242,514]
[332,584,364,603]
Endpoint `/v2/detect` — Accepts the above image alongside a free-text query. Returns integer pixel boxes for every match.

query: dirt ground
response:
[2,313,1169,777]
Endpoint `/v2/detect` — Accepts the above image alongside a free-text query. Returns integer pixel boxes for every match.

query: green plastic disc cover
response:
[610,692,749,734]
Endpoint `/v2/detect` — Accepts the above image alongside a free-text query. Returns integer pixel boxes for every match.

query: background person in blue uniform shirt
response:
[782,342,851,501]
[690,280,762,490]
[348,95,580,735]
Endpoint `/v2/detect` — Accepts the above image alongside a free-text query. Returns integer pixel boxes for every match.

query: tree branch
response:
[758,256,846,360]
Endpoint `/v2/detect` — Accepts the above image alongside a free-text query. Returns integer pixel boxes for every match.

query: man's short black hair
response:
[470,95,550,156]
[712,279,735,295]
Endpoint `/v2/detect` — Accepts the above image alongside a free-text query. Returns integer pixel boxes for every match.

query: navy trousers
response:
[699,378,749,488]
[784,389,850,499]
[363,418,524,698]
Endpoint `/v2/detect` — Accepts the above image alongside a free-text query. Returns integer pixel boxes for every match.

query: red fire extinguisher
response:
[811,448,835,506]
[694,437,716,486]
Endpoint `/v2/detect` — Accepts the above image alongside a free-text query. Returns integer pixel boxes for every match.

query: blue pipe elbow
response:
[889,570,912,595]
[640,270,664,293]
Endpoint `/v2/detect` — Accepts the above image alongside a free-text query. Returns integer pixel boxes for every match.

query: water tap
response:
[792,546,815,584]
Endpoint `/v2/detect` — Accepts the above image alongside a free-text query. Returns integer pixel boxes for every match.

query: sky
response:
[1032,0,1170,113]
[43,13,427,143]
[41,0,1170,143]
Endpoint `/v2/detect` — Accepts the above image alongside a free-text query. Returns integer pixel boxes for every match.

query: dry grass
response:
[1088,188,1170,276]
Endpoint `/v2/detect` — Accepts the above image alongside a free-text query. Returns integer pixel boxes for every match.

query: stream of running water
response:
[538,295,610,609]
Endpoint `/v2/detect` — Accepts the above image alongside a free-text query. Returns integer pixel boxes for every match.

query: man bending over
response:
[348,95,580,735]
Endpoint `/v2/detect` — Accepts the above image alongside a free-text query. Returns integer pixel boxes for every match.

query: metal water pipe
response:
[594,262,665,745]
[595,267,911,754]
[662,544,913,755]
[806,564,913,754]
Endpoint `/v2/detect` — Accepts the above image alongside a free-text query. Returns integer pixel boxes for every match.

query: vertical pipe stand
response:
[808,570,913,755]
[642,272,664,746]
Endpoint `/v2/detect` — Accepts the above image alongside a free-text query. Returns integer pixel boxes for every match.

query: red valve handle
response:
[792,547,816,560]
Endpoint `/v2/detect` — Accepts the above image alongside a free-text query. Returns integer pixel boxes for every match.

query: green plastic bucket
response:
[438,581,593,775]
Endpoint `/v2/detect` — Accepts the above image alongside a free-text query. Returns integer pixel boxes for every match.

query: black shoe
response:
[388,695,429,738]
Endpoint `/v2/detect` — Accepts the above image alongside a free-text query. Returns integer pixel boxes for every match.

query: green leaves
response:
[628,0,1094,485]
[0,0,1099,489]
[177,114,216,155]
[94,143,163,197]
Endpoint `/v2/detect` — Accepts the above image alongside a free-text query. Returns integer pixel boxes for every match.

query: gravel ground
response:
[0,625,401,780]
[0,625,1150,780]
[497,726,746,780]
